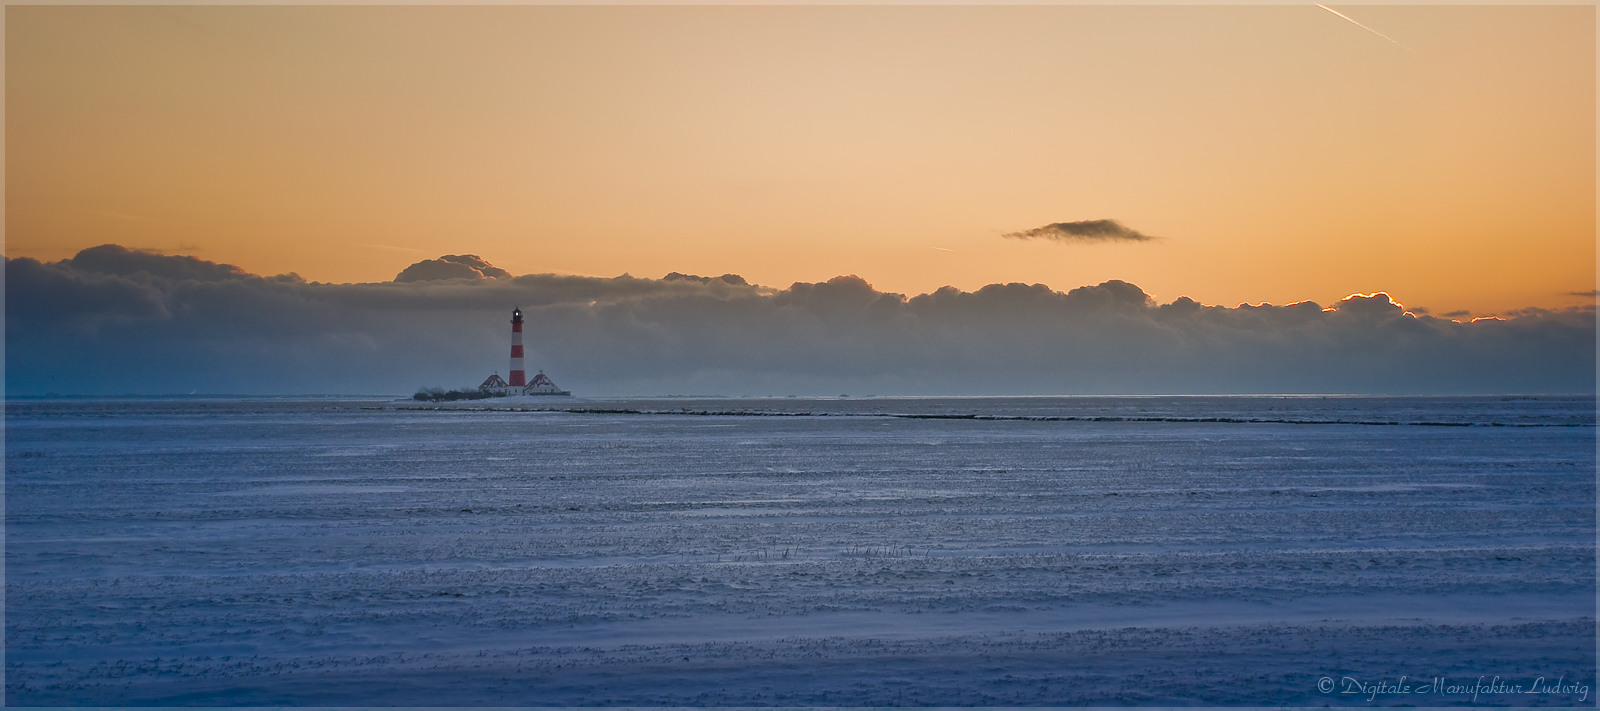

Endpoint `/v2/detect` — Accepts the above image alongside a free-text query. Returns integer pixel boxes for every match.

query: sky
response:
[5,4,1596,396]
[7,4,1594,316]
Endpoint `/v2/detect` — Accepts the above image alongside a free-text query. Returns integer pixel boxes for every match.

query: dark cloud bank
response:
[7,245,1594,396]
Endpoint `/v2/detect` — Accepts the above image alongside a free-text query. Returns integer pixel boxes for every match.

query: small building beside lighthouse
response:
[478,373,509,393]
[523,371,568,395]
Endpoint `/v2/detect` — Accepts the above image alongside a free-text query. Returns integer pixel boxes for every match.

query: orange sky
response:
[7,4,1595,316]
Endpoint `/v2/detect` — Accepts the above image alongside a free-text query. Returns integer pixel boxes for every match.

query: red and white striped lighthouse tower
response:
[508,307,527,387]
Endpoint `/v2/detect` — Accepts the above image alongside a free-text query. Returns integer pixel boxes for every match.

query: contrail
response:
[1317,4,1415,54]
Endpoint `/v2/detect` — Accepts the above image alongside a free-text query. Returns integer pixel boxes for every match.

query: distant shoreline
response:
[7,392,1593,401]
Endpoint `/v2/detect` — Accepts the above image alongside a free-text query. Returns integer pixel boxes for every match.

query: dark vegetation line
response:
[412,388,498,402]
[386,405,1591,427]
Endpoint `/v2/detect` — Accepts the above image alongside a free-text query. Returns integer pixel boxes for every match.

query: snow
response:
[6,396,1594,704]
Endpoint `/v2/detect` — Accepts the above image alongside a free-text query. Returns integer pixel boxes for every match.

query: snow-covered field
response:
[6,396,1595,705]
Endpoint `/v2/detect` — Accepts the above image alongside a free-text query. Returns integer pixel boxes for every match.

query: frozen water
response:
[6,396,1595,705]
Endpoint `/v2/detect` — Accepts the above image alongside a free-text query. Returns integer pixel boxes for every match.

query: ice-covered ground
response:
[6,396,1595,705]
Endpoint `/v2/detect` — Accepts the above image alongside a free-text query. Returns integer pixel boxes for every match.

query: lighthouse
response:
[476,308,571,397]
[509,307,527,387]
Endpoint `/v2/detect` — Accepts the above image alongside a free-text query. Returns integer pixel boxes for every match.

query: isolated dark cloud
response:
[394,254,512,282]
[7,246,1594,396]
[1002,219,1158,243]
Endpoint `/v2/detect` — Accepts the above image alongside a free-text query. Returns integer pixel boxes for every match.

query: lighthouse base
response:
[476,371,571,397]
